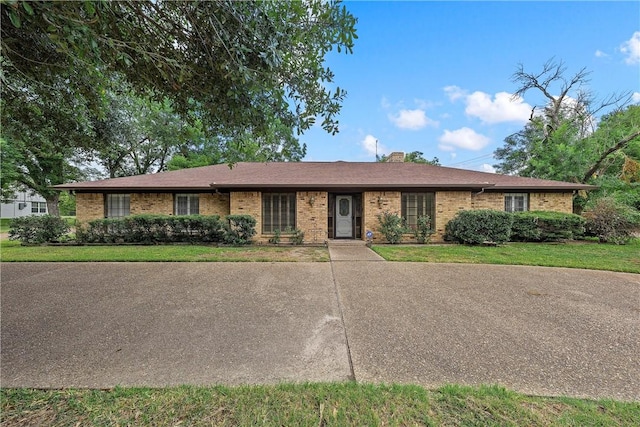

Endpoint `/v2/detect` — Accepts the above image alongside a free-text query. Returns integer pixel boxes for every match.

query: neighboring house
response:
[0,190,48,219]
[54,153,595,243]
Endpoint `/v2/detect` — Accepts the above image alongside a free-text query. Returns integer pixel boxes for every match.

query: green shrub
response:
[511,211,585,242]
[289,228,304,245]
[377,211,408,244]
[445,210,513,245]
[414,215,435,244]
[268,229,281,244]
[8,215,70,244]
[583,197,640,244]
[76,215,225,244]
[223,215,257,245]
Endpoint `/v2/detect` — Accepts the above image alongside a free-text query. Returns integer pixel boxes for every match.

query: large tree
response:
[91,87,205,178]
[167,119,307,170]
[2,1,357,138]
[1,71,96,216]
[495,60,639,185]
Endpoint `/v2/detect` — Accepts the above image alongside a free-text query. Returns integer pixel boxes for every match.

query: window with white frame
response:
[105,194,130,218]
[401,192,435,229]
[504,193,529,212]
[262,193,296,233]
[31,202,47,213]
[174,194,199,215]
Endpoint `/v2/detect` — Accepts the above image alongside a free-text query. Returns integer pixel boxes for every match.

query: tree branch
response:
[582,130,640,183]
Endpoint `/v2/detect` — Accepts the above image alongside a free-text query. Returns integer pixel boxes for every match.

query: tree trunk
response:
[46,192,60,217]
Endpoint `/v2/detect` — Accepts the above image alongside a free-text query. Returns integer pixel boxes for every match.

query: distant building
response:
[1,191,48,218]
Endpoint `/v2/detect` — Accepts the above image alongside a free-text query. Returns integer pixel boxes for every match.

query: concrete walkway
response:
[1,259,639,400]
[327,240,385,261]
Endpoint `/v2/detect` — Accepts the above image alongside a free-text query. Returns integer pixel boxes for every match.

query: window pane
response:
[262,193,295,233]
[175,194,199,215]
[401,193,435,228]
[190,196,199,215]
[505,193,528,212]
[107,194,130,218]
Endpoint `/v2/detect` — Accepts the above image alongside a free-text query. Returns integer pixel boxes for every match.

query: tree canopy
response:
[494,60,640,211]
[2,0,357,137]
[1,0,357,214]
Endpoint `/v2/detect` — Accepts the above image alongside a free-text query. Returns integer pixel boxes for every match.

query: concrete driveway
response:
[2,257,639,400]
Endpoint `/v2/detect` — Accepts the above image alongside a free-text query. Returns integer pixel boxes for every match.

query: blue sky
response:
[301,1,640,172]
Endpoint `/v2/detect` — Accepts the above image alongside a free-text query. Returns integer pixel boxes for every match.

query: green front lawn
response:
[2,239,639,272]
[0,218,11,233]
[2,383,638,427]
[0,240,329,262]
[372,239,640,274]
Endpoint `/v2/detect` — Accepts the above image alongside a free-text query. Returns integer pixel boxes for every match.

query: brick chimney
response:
[386,152,405,162]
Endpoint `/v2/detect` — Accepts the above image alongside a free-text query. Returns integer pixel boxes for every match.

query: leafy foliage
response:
[268,229,282,244]
[224,215,257,245]
[445,210,513,245]
[76,215,226,244]
[1,1,357,137]
[288,228,305,245]
[414,215,435,244]
[377,211,408,244]
[511,211,585,242]
[9,215,70,244]
[495,59,640,212]
[583,198,640,244]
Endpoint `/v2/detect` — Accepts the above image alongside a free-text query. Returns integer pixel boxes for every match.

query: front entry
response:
[335,195,353,238]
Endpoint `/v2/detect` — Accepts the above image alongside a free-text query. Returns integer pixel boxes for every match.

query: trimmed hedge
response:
[511,211,585,242]
[76,214,255,245]
[8,215,70,244]
[445,210,587,245]
[445,210,513,244]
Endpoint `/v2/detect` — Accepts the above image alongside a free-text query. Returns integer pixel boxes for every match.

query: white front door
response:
[335,195,353,238]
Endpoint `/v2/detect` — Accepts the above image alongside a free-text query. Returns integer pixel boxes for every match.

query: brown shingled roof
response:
[54,162,596,192]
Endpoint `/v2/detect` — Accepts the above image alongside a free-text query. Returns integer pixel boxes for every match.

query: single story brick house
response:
[55,155,595,243]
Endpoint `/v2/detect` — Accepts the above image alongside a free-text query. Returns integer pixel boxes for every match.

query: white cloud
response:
[361,134,383,156]
[480,164,496,173]
[633,92,640,103]
[465,91,532,124]
[438,127,490,151]
[444,85,466,102]
[380,97,391,109]
[594,49,609,58]
[389,109,438,130]
[620,31,640,64]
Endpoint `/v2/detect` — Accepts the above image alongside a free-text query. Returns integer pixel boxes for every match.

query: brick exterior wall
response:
[200,193,230,216]
[362,191,401,243]
[296,191,328,243]
[530,192,573,213]
[75,189,575,243]
[230,191,262,241]
[471,192,503,210]
[130,193,173,215]
[76,193,104,223]
[433,191,472,242]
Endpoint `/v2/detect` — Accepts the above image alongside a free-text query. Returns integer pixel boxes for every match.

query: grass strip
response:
[0,240,329,262]
[2,383,638,426]
[372,240,640,274]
